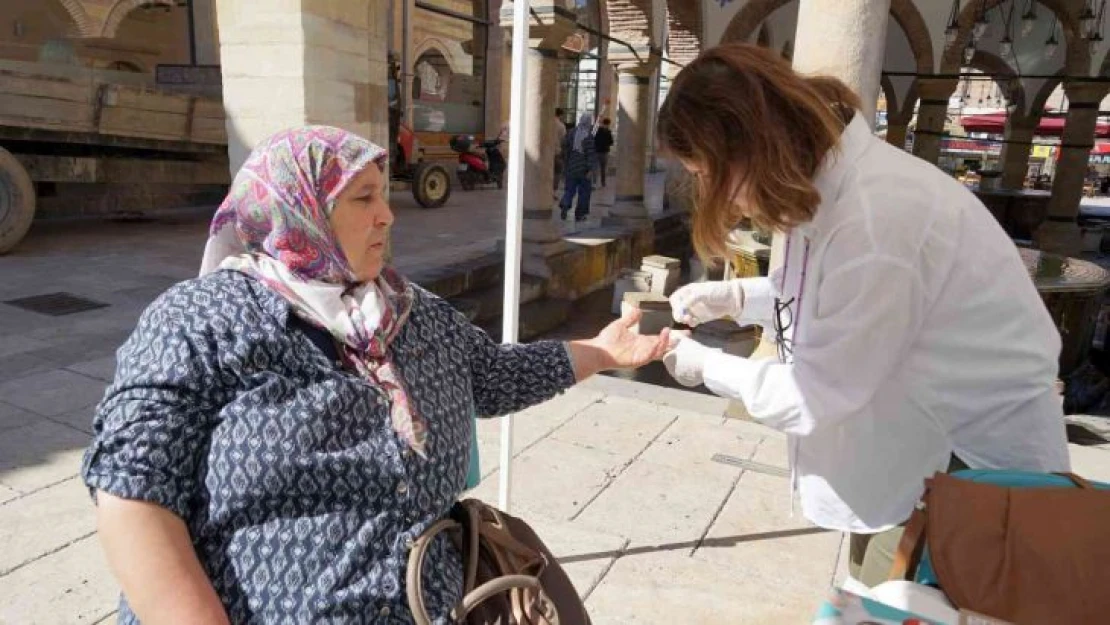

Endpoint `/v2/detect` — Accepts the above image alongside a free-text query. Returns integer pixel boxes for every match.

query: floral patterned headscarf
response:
[200,126,428,456]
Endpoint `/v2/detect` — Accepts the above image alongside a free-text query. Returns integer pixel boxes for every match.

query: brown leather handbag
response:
[406,498,591,625]
[890,471,1110,624]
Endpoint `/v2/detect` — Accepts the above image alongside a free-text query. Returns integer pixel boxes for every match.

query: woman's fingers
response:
[619,306,643,328]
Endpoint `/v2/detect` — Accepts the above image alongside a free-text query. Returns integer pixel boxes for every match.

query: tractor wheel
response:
[0,147,35,254]
[412,162,451,208]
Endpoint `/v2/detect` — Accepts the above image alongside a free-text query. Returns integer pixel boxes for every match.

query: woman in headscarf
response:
[559,113,598,222]
[82,126,670,624]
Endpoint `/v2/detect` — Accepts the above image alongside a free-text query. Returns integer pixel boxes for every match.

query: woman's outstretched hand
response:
[568,308,672,381]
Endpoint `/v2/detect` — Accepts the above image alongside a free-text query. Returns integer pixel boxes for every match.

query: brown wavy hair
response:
[658,43,860,261]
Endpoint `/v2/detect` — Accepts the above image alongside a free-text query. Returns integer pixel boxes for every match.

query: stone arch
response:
[880,73,899,119]
[756,23,772,48]
[719,0,932,75]
[888,0,933,75]
[99,0,176,39]
[56,0,95,37]
[940,0,1087,76]
[607,0,664,55]
[1030,73,1066,114]
[967,49,1027,112]
[413,38,466,76]
[666,0,702,69]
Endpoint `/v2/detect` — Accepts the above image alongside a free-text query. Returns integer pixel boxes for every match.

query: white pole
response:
[499,0,530,512]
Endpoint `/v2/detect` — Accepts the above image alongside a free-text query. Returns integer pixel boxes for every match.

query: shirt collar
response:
[799,112,873,237]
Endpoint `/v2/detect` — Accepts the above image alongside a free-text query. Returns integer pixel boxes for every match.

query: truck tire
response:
[0,147,35,254]
[412,162,451,208]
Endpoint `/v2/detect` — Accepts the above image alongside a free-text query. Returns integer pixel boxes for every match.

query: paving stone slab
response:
[0,420,90,492]
[580,375,730,417]
[639,414,761,475]
[65,357,119,383]
[501,514,629,600]
[550,396,677,458]
[574,454,740,545]
[586,548,825,625]
[0,401,41,432]
[467,438,627,522]
[0,535,118,625]
[0,369,109,417]
[474,388,605,476]
[0,352,59,385]
[0,334,52,359]
[0,477,96,575]
[50,405,99,435]
[0,483,18,505]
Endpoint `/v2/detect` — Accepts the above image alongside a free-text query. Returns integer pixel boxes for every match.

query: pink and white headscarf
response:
[200,126,429,456]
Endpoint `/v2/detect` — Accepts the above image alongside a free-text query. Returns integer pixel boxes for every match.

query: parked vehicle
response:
[449,135,505,191]
[390,121,451,208]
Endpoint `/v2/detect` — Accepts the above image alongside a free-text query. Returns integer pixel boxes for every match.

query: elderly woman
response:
[82,126,669,624]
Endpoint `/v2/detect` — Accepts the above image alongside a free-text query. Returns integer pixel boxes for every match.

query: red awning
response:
[959,112,1110,137]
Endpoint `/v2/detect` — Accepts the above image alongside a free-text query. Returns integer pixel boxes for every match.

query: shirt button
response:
[379,606,391,617]
[397,481,409,495]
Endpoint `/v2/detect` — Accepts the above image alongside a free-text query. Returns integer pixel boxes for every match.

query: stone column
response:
[1036,82,1110,255]
[216,0,391,173]
[606,56,660,225]
[499,1,575,259]
[910,77,958,167]
[792,0,891,128]
[484,4,508,138]
[191,0,220,66]
[1000,118,1036,190]
[886,124,908,151]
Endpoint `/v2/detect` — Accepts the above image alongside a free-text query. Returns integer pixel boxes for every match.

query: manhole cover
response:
[4,292,109,316]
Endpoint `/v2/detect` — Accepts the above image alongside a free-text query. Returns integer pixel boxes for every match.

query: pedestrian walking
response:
[594,117,614,187]
[560,113,598,222]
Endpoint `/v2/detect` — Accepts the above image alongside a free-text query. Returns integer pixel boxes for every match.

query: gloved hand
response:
[669,280,745,327]
[662,335,720,388]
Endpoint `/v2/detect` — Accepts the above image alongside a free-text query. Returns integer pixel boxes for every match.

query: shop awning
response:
[959,112,1110,137]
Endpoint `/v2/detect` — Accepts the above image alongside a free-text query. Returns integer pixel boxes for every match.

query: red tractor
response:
[389,55,450,208]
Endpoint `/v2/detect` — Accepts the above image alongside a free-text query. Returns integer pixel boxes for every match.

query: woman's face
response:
[330,165,393,282]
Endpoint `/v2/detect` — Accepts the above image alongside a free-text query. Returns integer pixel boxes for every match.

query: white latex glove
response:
[662,335,720,387]
[669,280,745,327]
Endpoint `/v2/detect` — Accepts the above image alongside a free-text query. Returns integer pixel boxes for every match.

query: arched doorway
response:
[557,0,605,127]
[407,0,490,135]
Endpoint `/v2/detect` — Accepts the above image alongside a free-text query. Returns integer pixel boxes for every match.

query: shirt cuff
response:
[738,278,777,325]
[702,349,763,401]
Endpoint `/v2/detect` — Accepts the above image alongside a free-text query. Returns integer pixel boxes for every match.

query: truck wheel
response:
[0,147,35,254]
[413,162,451,208]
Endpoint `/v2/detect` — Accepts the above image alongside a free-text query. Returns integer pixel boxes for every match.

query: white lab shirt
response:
[703,114,1070,533]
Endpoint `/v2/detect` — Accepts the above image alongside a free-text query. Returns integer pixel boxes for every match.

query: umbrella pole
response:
[498,0,531,513]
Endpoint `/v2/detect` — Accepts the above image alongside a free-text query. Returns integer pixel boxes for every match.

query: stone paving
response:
[4,190,1110,623]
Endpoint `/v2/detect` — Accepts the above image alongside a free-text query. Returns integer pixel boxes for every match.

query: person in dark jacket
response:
[560,113,598,222]
[594,118,614,188]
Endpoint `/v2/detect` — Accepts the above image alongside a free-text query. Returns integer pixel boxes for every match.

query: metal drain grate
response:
[4,292,109,316]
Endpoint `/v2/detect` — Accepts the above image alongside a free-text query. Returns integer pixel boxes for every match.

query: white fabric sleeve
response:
[702,256,924,436]
[734,277,777,328]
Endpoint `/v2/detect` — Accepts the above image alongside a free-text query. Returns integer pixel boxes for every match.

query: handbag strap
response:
[407,518,460,625]
[452,575,550,623]
[888,478,933,582]
[1059,472,1094,489]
